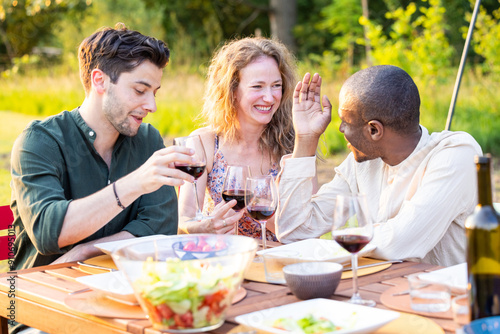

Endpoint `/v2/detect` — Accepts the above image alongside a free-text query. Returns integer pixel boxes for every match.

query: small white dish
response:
[75,271,137,305]
[418,262,467,292]
[95,234,167,255]
[235,298,399,333]
[257,239,376,264]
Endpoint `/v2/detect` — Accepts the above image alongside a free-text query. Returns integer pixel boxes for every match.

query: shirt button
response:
[89,131,95,137]
[108,180,111,185]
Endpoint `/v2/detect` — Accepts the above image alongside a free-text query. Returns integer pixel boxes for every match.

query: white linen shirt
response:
[276,126,482,266]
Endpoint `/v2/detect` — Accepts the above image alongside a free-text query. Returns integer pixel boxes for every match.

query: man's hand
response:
[50,243,100,264]
[131,145,198,195]
[292,73,332,158]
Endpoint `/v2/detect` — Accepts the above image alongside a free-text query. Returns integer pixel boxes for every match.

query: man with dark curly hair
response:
[10,24,197,273]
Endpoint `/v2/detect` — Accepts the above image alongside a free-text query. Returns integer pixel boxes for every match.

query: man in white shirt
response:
[276,65,482,266]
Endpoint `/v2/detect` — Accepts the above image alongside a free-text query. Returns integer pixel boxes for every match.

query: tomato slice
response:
[156,304,174,320]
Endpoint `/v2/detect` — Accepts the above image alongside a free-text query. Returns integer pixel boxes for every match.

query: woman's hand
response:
[207,200,245,234]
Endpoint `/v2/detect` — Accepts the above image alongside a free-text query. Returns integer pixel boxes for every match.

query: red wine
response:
[334,235,371,253]
[247,206,275,221]
[175,164,206,179]
[222,190,252,211]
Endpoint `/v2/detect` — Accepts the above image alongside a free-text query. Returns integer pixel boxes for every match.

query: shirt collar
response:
[70,107,97,143]
[70,107,126,148]
[385,125,429,172]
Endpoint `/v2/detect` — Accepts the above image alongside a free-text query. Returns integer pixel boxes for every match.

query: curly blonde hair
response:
[200,37,297,163]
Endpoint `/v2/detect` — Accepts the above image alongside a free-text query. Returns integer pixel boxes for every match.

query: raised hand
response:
[292,73,332,157]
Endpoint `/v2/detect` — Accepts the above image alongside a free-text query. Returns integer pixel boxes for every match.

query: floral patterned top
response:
[203,135,279,241]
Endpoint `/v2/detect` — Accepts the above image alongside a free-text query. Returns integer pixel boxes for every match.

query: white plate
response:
[257,239,376,264]
[95,235,167,255]
[235,298,399,333]
[418,262,467,291]
[75,271,137,305]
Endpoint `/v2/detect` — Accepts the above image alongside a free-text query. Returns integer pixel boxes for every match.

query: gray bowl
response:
[283,262,343,300]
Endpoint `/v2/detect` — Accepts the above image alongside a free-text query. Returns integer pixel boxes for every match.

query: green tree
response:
[141,0,271,70]
[320,0,364,68]
[469,0,500,78]
[0,0,90,69]
[53,0,164,61]
[293,0,335,58]
[361,0,455,84]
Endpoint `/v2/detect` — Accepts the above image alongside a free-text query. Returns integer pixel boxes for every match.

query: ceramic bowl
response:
[112,234,257,332]
[283,262,343,300]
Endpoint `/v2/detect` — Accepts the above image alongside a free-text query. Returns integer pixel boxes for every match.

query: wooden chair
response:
[0,205,14,261]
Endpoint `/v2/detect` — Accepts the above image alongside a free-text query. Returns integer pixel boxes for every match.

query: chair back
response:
[0,205,14,261]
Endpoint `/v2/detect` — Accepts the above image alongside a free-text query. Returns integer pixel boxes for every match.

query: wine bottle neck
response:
[477,161,493,206]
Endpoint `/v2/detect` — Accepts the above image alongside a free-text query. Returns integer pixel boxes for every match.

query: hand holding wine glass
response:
[245,175,278,250]
[222,165,251,212]
[173,135,210,222]
[332,193,375,307]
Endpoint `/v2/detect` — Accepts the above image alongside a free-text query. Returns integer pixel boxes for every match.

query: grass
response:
[1,111,41,205]
[0,111,41,155]
[2,69,499,154]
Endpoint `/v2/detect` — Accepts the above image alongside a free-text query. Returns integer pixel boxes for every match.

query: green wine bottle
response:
[465,155,500,320]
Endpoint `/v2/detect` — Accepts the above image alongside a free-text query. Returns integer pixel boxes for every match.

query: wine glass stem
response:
[260,221,267,250]
[351,253,361,302]
[193,181,203,221]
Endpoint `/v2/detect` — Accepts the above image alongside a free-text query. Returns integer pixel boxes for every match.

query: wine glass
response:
[332,193,375,307]
[245,175,278,250]
[173,135,210,222]
[222,166,251,232]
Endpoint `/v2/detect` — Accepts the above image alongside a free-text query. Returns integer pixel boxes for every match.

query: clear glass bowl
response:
[111,234,257,333]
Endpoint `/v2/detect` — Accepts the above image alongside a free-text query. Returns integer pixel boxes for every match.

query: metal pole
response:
[445,0,482,131]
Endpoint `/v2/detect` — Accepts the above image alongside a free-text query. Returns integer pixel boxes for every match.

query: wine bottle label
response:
[470,257,500,274]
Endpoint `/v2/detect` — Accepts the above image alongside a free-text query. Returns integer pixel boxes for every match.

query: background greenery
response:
[0,0,499,207]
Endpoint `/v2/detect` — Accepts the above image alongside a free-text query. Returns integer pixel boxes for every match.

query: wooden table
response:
[0,259,454,334]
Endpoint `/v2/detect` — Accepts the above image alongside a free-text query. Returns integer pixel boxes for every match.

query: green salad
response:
[273,314,341,333]
[134,257,239,330]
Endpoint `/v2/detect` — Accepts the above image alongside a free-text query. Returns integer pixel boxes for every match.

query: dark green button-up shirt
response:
[10,108,178,270]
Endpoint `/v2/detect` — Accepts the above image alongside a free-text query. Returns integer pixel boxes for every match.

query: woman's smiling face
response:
[234,56,283,127]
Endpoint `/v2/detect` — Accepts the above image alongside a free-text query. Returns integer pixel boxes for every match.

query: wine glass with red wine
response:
[173,135,210,222]
[332,193,375,307]
[245,175,278,250]
[222,165,251,217]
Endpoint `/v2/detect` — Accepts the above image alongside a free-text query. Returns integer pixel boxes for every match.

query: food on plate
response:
[133,257,240,331]
[272,313,356,333]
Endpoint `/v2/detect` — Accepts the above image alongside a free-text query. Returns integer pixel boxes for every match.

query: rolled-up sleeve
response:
[11,128,69,255]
